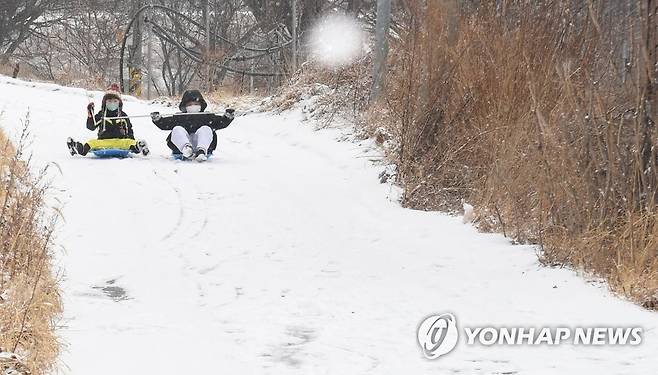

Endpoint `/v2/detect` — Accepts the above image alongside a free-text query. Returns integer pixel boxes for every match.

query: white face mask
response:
[186,105,201,113]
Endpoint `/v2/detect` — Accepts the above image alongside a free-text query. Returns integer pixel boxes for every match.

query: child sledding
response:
[67,84,149,158]
[150,89,235,162]
[66,87,233,161]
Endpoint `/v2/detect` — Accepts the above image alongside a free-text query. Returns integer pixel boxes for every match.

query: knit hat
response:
[102,83,122,108]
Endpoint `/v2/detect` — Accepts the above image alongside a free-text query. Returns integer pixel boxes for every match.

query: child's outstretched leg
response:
[192,126,213,162]
[66,137,91,156]
[170,126,194,159]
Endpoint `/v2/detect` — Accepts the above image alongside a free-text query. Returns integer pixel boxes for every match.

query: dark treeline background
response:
[0,0,375,96]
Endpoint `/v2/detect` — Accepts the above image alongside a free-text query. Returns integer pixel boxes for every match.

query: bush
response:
[373,1,658,307]
[0,121,62,374]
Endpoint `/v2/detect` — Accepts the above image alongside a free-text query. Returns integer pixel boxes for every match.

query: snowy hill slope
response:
[0,76,657,374]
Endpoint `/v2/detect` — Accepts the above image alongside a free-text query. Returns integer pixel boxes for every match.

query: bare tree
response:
[0,0,69,60]
[12,0,129,83]
[3,0,377,93]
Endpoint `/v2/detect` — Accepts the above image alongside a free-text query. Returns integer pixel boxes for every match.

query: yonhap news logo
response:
[417,313,459,359]
[417,312,643,360]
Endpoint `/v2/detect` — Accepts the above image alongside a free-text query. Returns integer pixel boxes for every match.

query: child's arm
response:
[150,112,177,130]
[86,103,99,130]
[87,110,104,131]
[210,109,235,130]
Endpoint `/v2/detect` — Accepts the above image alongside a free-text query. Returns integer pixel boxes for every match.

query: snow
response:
[0,75,657,374]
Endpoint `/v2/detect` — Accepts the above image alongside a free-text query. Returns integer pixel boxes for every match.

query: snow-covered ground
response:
[0,76,657,374]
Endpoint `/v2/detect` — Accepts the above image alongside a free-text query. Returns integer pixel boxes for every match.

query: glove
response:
[225,108,235,120]
[87,102,95,117]
[150,112,162,122]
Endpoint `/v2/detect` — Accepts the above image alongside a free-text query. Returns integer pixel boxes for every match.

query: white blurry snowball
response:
[307,13,365,68]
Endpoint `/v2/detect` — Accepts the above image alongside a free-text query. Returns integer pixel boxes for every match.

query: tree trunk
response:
[129,0,143,96]
[369,0,392,104]
[291,0,298,71]
[204,0,211,91]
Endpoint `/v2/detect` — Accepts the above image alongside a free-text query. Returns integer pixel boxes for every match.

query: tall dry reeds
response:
[0,121,62,374]
[371,1,658,307]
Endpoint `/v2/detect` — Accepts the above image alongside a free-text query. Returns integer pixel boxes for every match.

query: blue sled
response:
[92,149,131,158]
[172,152,213,160]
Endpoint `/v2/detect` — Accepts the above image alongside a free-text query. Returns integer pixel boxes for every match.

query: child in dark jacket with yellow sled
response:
[67,84,149,156]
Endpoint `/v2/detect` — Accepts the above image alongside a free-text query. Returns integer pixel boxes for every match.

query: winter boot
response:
[135,139,150,156]
[194,148,207,162]
[67,137,89,156]
[181,144,194,160]
[66,137,77,156]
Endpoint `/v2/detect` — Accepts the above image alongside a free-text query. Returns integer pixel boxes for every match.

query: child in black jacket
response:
[150,89,234,162]
[67,84,149,156]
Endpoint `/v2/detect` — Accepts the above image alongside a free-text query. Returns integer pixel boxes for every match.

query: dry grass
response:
[205,88,264,113]
[263,58,373,128]
[0,64,17,79]
[368,2,658,308]
[0,127,14,168]
[0,60,110,93]
[0,122,62,374]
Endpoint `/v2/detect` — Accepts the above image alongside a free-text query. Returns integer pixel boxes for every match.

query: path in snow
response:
[0,76,657,374]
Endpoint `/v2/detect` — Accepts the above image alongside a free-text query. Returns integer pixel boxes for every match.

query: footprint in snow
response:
[91,279,130,302]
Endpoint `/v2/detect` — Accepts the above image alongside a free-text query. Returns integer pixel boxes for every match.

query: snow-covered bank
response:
[0,75,657,374]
